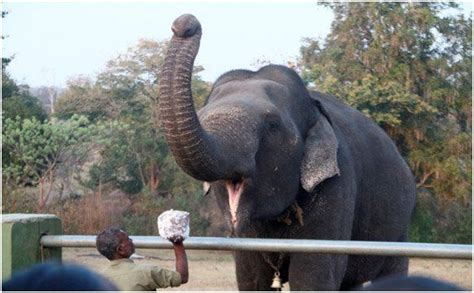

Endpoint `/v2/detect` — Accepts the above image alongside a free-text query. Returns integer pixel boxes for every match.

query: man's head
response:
[359,275,464,291]
[2,262,118,291]
[96,228,135,260]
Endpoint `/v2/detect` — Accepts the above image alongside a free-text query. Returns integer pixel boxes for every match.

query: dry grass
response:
[408,257,472,290]
[63,248,472,291]
[51,193,128,234]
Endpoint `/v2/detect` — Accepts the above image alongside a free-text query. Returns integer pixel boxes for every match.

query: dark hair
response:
[2,261,118,291]
[96,227,124,260]
[360,275,464,291]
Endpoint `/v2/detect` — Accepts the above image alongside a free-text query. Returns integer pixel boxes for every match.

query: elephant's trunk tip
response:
[171,14,202,38]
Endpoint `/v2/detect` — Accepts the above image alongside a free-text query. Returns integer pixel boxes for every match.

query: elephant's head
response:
[157,14,339,233]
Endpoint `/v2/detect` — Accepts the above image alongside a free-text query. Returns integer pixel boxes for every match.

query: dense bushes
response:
[409,189,472,244]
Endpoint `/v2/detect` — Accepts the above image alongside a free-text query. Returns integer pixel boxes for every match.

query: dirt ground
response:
[63,247,471,290]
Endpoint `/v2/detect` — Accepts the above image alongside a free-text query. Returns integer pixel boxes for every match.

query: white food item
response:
[157,209,190,240]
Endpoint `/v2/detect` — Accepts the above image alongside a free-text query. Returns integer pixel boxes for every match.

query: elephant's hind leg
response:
[376,233,410,278]
[376,255,409,278]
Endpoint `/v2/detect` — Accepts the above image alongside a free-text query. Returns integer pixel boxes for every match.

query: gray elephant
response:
[156,14,416,291]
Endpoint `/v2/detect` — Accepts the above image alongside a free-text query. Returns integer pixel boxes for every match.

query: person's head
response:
[2,261,118,291]
[96,227,135,260]
[360,274,464,291]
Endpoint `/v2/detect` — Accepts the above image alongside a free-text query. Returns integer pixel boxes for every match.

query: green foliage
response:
[54,77,107,121]
[120,151,212,235]
[409,201,438,244]
[2,68,47,122]
[2,69,19,99]
[55,39,211,197]
[121,188,212,236]
[2,115,96,210]
[2,92,48,122]
[410,191,472,244]
[2,41,47,121]
[121,190,170,235]
[84,120,156,196]
[3,115,88,186]
[299,2,471,243]
[343,74,436,128]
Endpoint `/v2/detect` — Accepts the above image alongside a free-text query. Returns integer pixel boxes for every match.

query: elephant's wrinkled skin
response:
[156,14,416,291]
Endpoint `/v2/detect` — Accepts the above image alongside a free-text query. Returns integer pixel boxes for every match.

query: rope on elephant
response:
[276,202,304,226]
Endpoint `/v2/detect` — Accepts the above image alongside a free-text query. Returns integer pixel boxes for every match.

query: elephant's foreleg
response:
[288,253,348,290]
[234,251,275,290]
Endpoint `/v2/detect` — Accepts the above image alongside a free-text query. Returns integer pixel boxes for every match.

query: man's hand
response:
[171,238,188,284]
[168,235,184,244]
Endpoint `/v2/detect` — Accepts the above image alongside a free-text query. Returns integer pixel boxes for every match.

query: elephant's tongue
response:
[226,180,244,227]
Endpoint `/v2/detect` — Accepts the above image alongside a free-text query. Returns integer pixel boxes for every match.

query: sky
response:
[2,2,335,88]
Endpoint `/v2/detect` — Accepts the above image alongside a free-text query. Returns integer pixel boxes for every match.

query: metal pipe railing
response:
[40,235,472,259]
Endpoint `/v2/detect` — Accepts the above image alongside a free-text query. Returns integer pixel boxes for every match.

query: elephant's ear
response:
[301,107,340,193]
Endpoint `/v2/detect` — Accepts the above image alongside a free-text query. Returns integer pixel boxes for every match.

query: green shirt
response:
[101,258,182,291]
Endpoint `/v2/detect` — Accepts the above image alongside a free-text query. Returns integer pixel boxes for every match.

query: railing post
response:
[2,214,62,280]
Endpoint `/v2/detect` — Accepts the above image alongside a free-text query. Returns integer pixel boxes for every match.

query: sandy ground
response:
[63,247,472,290]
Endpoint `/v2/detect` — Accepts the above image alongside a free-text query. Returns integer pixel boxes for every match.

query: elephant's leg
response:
[377,256,409,278]
[234,251,275,290]
[288,253,348,291]
[340,255,386,290]
[286,175,355,290]
[340,279,364,291]
[376,233,410,278]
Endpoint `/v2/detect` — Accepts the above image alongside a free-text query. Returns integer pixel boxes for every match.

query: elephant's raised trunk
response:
[157,14,224,181]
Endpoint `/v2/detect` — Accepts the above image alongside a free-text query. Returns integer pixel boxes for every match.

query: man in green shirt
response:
[96,228,188,291]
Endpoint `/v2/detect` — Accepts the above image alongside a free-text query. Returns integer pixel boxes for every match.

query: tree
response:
[2,86,48,122]
[2,61,47,122]
[2,60,47,122]
[2,115,96,211]
[54,76,108,121]
[2,10,47,122]
[55,39,211,196]
[2,67,19,99]
[298,2,471,242]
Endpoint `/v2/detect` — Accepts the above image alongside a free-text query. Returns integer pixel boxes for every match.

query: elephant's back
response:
[309,90,416,238]
[309,90,381,138]
[309,90,408,174]
[308,91,400,161]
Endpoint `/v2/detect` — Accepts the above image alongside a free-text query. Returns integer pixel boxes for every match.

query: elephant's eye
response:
[263,111,281,133]
[268,120,280,131]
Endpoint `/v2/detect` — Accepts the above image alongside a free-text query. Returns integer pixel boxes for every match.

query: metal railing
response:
[40,235,472,259]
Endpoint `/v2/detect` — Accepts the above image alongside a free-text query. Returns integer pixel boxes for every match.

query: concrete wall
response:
[2,214,62,280]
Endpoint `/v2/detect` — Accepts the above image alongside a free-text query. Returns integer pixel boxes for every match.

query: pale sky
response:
[2,2,335,87]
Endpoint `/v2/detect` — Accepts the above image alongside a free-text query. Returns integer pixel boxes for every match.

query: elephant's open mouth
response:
[226,179,244,227]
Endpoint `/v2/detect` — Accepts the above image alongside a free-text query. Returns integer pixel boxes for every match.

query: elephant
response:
[156,14,416,291]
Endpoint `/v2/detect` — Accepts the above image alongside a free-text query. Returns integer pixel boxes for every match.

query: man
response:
[96,228,188,291]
